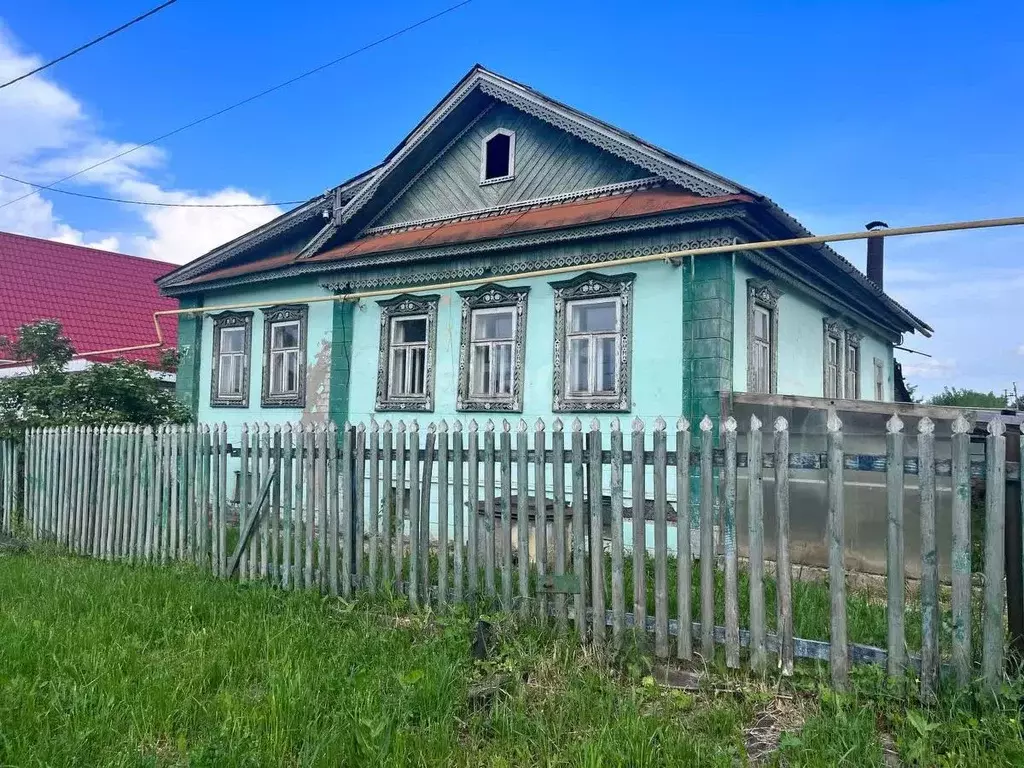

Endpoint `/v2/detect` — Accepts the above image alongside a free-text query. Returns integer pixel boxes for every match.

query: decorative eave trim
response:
[163,204,746,296]
[360,176,662,237]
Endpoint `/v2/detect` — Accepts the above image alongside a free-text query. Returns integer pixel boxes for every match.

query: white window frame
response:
[261,305,307,408]
[210,311,252,408]
[388,314,430,401]
[746,279,781,395]
[456,284,529,412]
[375,294,439,412]
[469,306,517,400]
[479,128,516,185]
[550,271,635,413]
[845,336,861,399]
[823,319,844,399]
[564,296,622,401]
[268,320,301,397]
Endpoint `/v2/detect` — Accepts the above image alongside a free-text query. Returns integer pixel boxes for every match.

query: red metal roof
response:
[0,231,176,368]
[185,188,752,286]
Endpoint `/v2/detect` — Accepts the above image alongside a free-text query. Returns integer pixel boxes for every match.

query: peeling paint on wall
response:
[303,331,332,425]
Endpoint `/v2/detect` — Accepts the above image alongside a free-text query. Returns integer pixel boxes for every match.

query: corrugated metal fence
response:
[0,410,1017,697]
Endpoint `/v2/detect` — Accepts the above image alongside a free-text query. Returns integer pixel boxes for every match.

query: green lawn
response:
[1,550,1021,767]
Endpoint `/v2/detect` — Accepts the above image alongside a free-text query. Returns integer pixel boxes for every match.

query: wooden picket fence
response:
[0,410,1017,697]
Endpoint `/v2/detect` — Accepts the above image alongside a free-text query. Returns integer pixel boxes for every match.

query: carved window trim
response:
[479,128,516,185]
[456,284,529,412]
[746,279,781,395]
[375,294,439,412]
[845,328,863,400]
[210,311,253,408]
[550,271,635,413]
[823,318,844,399]
[260,304,308,408]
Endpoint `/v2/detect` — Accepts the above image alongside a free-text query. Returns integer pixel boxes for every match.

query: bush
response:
[0,320,190,439]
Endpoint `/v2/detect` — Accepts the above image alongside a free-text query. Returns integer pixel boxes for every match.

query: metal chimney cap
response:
[865,220,889,231]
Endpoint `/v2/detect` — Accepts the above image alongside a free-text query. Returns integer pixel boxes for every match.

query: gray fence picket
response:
[676,418,692,661]
[500,421,513,612]
[354,423,367,590]
[885,414,906,677]
[281,424,294,589]
[653,418,669,659]
[331,423,343,598]
[631,419,646,633]
[918,417,939,701]
[551,419,567,632]
[723,417,739,669]
[747,415,766,673]
[418,423,433,607]
[982,418,1006,692]
[774,417,794,676]
[949,415,972,685]
[409,421,422,607]
[589,419,605,646]
[381,421,394,590]
[437,421,450,609]
[452,421,465,605]
[517,419,530,616]
[699,416,714,659]
[571,418,587,642]
[483,421,496,602]
[368,419,381,595]
[610,418,626,646]
[466,420,479,605]
[534,419,547,623]
[827,409,849,690]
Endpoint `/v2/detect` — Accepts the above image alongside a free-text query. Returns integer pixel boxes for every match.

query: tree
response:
[927,387,1008,409]
[0,320,190,438]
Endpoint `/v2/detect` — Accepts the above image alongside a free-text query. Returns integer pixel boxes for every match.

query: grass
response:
[2,549,1021,766]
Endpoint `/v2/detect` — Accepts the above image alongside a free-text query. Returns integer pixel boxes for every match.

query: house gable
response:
[368,102,654,232]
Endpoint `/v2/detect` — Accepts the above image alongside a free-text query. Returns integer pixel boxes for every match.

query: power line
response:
[0,0,475,212]
[0,1,179,91]
[0,172,304,208]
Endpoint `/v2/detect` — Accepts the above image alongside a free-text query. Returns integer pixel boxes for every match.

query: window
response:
[845,331,862,399]
[210,311,252,407]
[376,294,439,411]
[261,305,307,407]
[746,279,781,395]
[457,285,529,411]
[874,357,885,401]
[480,129,515,183]
[823,319,843,398]
[550,272,635,412]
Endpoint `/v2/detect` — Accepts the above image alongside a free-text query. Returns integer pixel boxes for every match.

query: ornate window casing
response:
[746,279,781,395]
[375,294,439,412]
[823,318,844,399]
[261,304,308,408]
[845,329,863,399]
[551,271,635,413]
[480,128,516,184]
[456,284,529,412]
[210,311,253,408]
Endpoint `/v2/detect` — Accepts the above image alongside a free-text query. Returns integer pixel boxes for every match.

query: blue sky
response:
[0,0,1021,396]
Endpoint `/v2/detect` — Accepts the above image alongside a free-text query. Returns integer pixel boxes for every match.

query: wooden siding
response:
[372,103,651,230]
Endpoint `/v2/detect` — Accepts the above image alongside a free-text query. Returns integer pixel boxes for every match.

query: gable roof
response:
[0,231,177,368]
[156,65,930,337]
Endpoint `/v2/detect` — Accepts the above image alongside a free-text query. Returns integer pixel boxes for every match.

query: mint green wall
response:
[373,102,650,229]
[195,277,335,441]
[346,260,685,427]
[731,259,894,400]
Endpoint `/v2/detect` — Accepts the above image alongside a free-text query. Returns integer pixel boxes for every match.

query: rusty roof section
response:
[181,189,752,286]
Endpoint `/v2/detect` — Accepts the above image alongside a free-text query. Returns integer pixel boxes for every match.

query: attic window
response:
[480,129,515,183]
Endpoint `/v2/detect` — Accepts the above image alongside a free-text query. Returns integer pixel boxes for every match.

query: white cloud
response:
[0,23,281,264]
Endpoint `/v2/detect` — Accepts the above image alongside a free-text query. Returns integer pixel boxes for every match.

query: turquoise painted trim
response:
[174,295,203,418]
[328,299,355,426]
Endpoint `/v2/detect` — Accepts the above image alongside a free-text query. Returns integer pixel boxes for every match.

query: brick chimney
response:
[865,220,888,288]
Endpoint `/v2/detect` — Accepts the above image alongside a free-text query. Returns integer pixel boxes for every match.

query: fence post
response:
[483,419,496,603]
[983,417,1007,692]
[368,419,380,595]
[437,420,449,609]
[676,417,692,661]
[1005,424,1024,668]
[631,417,646,633]
[723,416,739,669]
[747,415,766,674]
[408,421,421,609]
[551,418,568,633]
[500,420,513,613]
[885,413,906,678]
[330,422,342,598]
[533,418,547,623]
[699,415,715,660]
[827,408,849,690]
[588,418,605,645]
[452,420,465,606]
[571,418,587,642]
[919,417,939,701]
[610,418,625,646]
[774,417,794,676]
[517,419,530,616]
[466,419,479,606]
[653,417,669,659]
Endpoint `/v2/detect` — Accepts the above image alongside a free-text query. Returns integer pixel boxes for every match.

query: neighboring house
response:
[0,231,177,379]
[157,65,930,434]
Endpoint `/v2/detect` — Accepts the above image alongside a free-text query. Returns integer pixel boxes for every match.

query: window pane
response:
[569,338,590,393]
[753,341,770,394]
[285,350,298,393]
[753,307,770,342]
[271,352,284,394]
[272,322,299,350]
[570,300,617,333]
[472,310,514,341]
[391,348,406,396]
[496,343,512,395]
[484,133,511,179]
[411,347,425,395]
[393,317,427,344]
[597,337,616,393]
[218,356,233,394]
[221,327,244,353]
[472,344,491,395]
